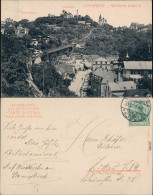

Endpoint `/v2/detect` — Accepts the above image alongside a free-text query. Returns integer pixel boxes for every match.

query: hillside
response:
[76,24,152,61]
[1,12,152,97]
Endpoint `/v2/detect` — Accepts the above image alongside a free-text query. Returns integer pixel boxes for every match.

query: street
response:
[69,70,91,96]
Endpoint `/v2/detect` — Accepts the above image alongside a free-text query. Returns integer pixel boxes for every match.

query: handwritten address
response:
[2,116,141,192]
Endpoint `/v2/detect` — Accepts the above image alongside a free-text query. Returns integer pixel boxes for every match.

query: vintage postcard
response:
[1,0,152,194]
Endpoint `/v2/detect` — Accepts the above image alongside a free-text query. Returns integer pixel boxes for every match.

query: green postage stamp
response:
[121,98,151,126]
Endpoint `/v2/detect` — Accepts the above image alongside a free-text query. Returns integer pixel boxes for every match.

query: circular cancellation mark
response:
[121,97,151,122]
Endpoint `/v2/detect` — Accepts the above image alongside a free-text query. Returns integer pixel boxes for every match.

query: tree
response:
[69,73,75,81]
[1,53,33,97]
[31,62,76,97]
[19,19,29,27]
[137,75,152,93]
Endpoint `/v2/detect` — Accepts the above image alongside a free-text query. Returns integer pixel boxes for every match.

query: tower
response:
[76,9,78,16]
[126,51,129,60]
[99,14,102,25]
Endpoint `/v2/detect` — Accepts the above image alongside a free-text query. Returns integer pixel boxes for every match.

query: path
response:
[69,70,91,96]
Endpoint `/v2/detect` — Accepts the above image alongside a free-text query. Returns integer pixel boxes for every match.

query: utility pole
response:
[66,74,67,86]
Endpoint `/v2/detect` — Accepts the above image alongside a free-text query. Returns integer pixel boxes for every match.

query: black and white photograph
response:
[1,0,152,97]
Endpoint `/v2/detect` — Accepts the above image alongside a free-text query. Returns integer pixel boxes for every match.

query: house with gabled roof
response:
[123,61,152,80]
[105,81,137,97]
[55,64,75,80]
[91,68,118,97]
[92,57,112,70]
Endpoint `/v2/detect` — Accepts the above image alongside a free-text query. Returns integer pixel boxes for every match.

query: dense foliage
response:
[31,62,76,97]
[1,54,34,97]
[137,75,152,93]
[78,24,152,61]
[1,14,152,97]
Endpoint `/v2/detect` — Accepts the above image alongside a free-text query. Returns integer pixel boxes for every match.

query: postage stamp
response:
[121,98,151,126]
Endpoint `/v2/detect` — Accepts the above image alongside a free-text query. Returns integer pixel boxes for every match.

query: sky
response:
[1,0,152,27]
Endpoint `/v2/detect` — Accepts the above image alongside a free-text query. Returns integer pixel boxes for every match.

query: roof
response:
[124,61,152,70]
[123,89,151,97]
[55,64,74,74]
[93,69,117,83]
[89,55,100,61]
[78,21,86,24]
[95,57,109,62]
[102,71,116,83]
[109,81,136,91]
[106,56,119,61]
[84,60,92,68]
[93,69,109,78]
[83,55,100,64]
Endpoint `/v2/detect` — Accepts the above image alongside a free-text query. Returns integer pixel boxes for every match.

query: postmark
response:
[121,98,151,126]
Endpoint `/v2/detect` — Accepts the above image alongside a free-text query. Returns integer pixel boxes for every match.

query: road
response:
[69,70,91,96]
[78,29,92,45]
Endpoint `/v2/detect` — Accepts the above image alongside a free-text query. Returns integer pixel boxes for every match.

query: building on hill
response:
[105,81,137,97]
[30,39,39,46]
[48,14,55,17]
[5,17,14,23]
[46,24,57,29]
[86,23,91,26]
[78,21,86,25]
[92,57,112,70]
[15,24,29,37]
[99,14,107,25]
[61,10,73,18]
[123,61,152,80]
[74,9,81,18]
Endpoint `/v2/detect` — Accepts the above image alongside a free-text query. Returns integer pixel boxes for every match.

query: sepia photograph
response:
[1,0,152,98]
